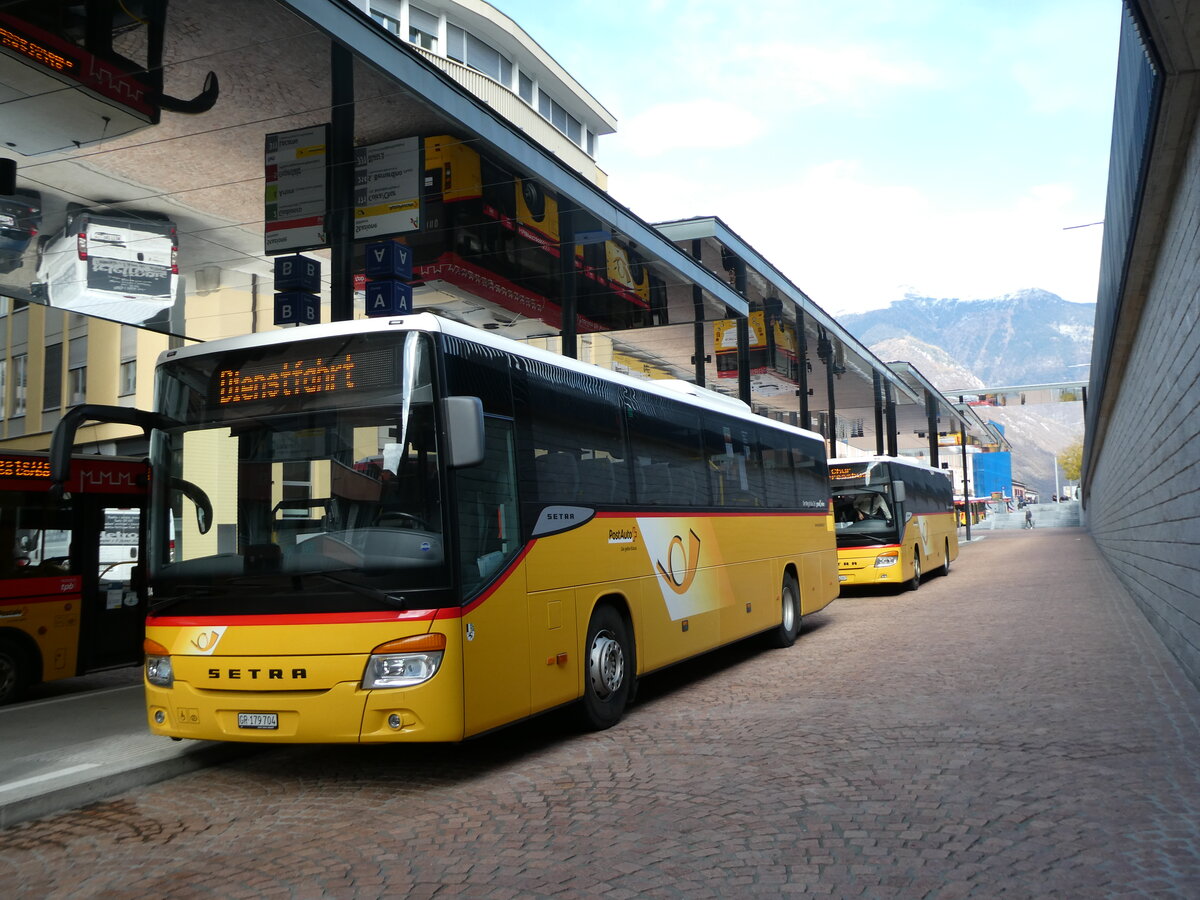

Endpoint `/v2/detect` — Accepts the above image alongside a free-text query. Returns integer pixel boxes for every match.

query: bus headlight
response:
[144,638,174,687]
[363,634,446,689]
[874,550,900,568]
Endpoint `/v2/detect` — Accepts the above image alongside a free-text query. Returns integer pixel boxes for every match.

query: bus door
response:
[73,493,146,671]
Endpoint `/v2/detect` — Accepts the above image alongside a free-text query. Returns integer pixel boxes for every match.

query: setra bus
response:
[0,451,147,704]
[52,314,839,742]
[829,456,957,591]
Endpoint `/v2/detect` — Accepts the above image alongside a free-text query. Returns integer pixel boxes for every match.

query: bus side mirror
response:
[170,476,213,534]
[891,480,906,503]
[442,396,485,468]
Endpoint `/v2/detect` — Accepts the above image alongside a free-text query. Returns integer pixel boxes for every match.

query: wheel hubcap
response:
[782,589,796,632]
[588,630,624,699]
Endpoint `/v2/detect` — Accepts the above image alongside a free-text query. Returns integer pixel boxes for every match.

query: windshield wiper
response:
[304,572,408,609]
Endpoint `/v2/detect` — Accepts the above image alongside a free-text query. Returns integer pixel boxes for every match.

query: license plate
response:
[237,712,278,730]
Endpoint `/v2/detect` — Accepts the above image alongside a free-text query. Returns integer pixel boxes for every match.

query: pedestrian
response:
[1024,508,1034,529]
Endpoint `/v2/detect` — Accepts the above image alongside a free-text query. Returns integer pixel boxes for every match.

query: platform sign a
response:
[365,280,413,317]
[364,241,413,280]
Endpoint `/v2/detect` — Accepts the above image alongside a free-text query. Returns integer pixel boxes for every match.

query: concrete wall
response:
[1086,50,1200,686]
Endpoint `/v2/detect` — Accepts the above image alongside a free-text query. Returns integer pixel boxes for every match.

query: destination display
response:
[828,464,867,482]
[208,343,399,410]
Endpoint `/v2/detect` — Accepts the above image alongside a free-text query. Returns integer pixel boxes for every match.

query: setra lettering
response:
[207,667,308,680]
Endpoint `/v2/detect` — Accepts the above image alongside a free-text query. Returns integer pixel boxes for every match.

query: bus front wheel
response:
[907,551,922,592]
[0,637,31,706]
[580,605,634,731]
[765,572,802,648]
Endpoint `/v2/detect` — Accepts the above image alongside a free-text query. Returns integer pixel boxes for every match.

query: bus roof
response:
[829,455,950,477]
[160,313,827,445]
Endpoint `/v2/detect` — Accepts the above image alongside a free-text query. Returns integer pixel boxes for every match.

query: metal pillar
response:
[818,329,837,454]
[329,42,355,323]
[558,203,577,359]
[926,390,940,468]
[691,239,706,387]
[873,370,885,456]
[733,259,750,405]
[884,381,898,457]
[796,310,811,431]
[959,396,971,542]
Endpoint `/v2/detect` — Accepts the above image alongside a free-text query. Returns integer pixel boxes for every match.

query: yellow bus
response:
[53,314,838,742]
[829,456,957,591]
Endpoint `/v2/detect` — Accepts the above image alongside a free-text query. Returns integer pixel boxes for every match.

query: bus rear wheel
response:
[579,605,633,731]
[765,572,802,648]
[0,637,31,706]
[940,540,952,576]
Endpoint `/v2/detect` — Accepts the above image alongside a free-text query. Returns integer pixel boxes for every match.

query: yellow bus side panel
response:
[0,599,80,683]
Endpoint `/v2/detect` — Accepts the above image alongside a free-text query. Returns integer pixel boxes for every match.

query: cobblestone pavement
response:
[3,528,1199,898]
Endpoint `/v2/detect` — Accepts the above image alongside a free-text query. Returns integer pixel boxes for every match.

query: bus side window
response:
[455,418,518,593]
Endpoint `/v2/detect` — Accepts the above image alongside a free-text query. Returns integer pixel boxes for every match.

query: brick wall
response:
[1087,111,1200,688]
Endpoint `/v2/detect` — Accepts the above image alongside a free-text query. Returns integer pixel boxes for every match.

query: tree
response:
[1058,441,1083,482]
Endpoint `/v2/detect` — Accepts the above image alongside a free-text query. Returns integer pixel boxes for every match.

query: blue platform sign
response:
[273,255,322,293]
[364,241,413,280]
[365,280,413,316]
[274,291,320,326]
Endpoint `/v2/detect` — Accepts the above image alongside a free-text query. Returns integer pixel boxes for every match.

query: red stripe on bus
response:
[452,542,536,617]
[147,545,538,627]
[595,510,828,518]
[148,608,442,627]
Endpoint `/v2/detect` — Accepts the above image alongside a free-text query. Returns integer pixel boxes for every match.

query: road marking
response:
[0,763,100,793]
[0,684,140,714]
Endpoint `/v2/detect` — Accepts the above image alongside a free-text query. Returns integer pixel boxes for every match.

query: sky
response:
[491,0,1122,316]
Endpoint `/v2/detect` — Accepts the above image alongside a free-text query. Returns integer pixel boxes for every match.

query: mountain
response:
[842,289,1095,385]
[869,336,985,391]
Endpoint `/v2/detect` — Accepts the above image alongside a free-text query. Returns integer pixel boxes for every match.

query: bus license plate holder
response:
[237,712,278,730]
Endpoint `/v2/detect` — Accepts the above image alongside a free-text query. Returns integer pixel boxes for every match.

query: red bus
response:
[0,451,147,704]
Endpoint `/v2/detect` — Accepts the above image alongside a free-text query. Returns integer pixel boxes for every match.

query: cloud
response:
[609,159,1102,316]
[614,100,768,158]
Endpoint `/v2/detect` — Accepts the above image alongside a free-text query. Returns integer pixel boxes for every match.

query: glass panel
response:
[702,415,763,507]
[149,333,452,615]
[456,418,518,594]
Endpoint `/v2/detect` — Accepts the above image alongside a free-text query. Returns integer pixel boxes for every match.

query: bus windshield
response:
[148,331,451,615]
[832,486,898,545]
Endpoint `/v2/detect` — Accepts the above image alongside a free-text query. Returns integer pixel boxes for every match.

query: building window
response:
[119,360,137,397]
[370,10,401,35]
[43,343,62,411]
[519,72,533,103]
[68,337,87,407]
[408,5,438,51]
[537,92,584,147]
[69,366,86,406]
[12,354,26,417]
[447,25,512,87]
[587,130,596,157]
[0,359,5,419]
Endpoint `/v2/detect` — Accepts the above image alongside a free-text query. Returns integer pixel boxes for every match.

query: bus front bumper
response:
[145,679,465,743]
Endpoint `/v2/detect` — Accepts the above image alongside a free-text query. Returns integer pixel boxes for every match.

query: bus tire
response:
[940,540,952,576]
[765,572,802,649]
[0,636,31,706]
[906,550,921,592]
[579,605,633,731]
